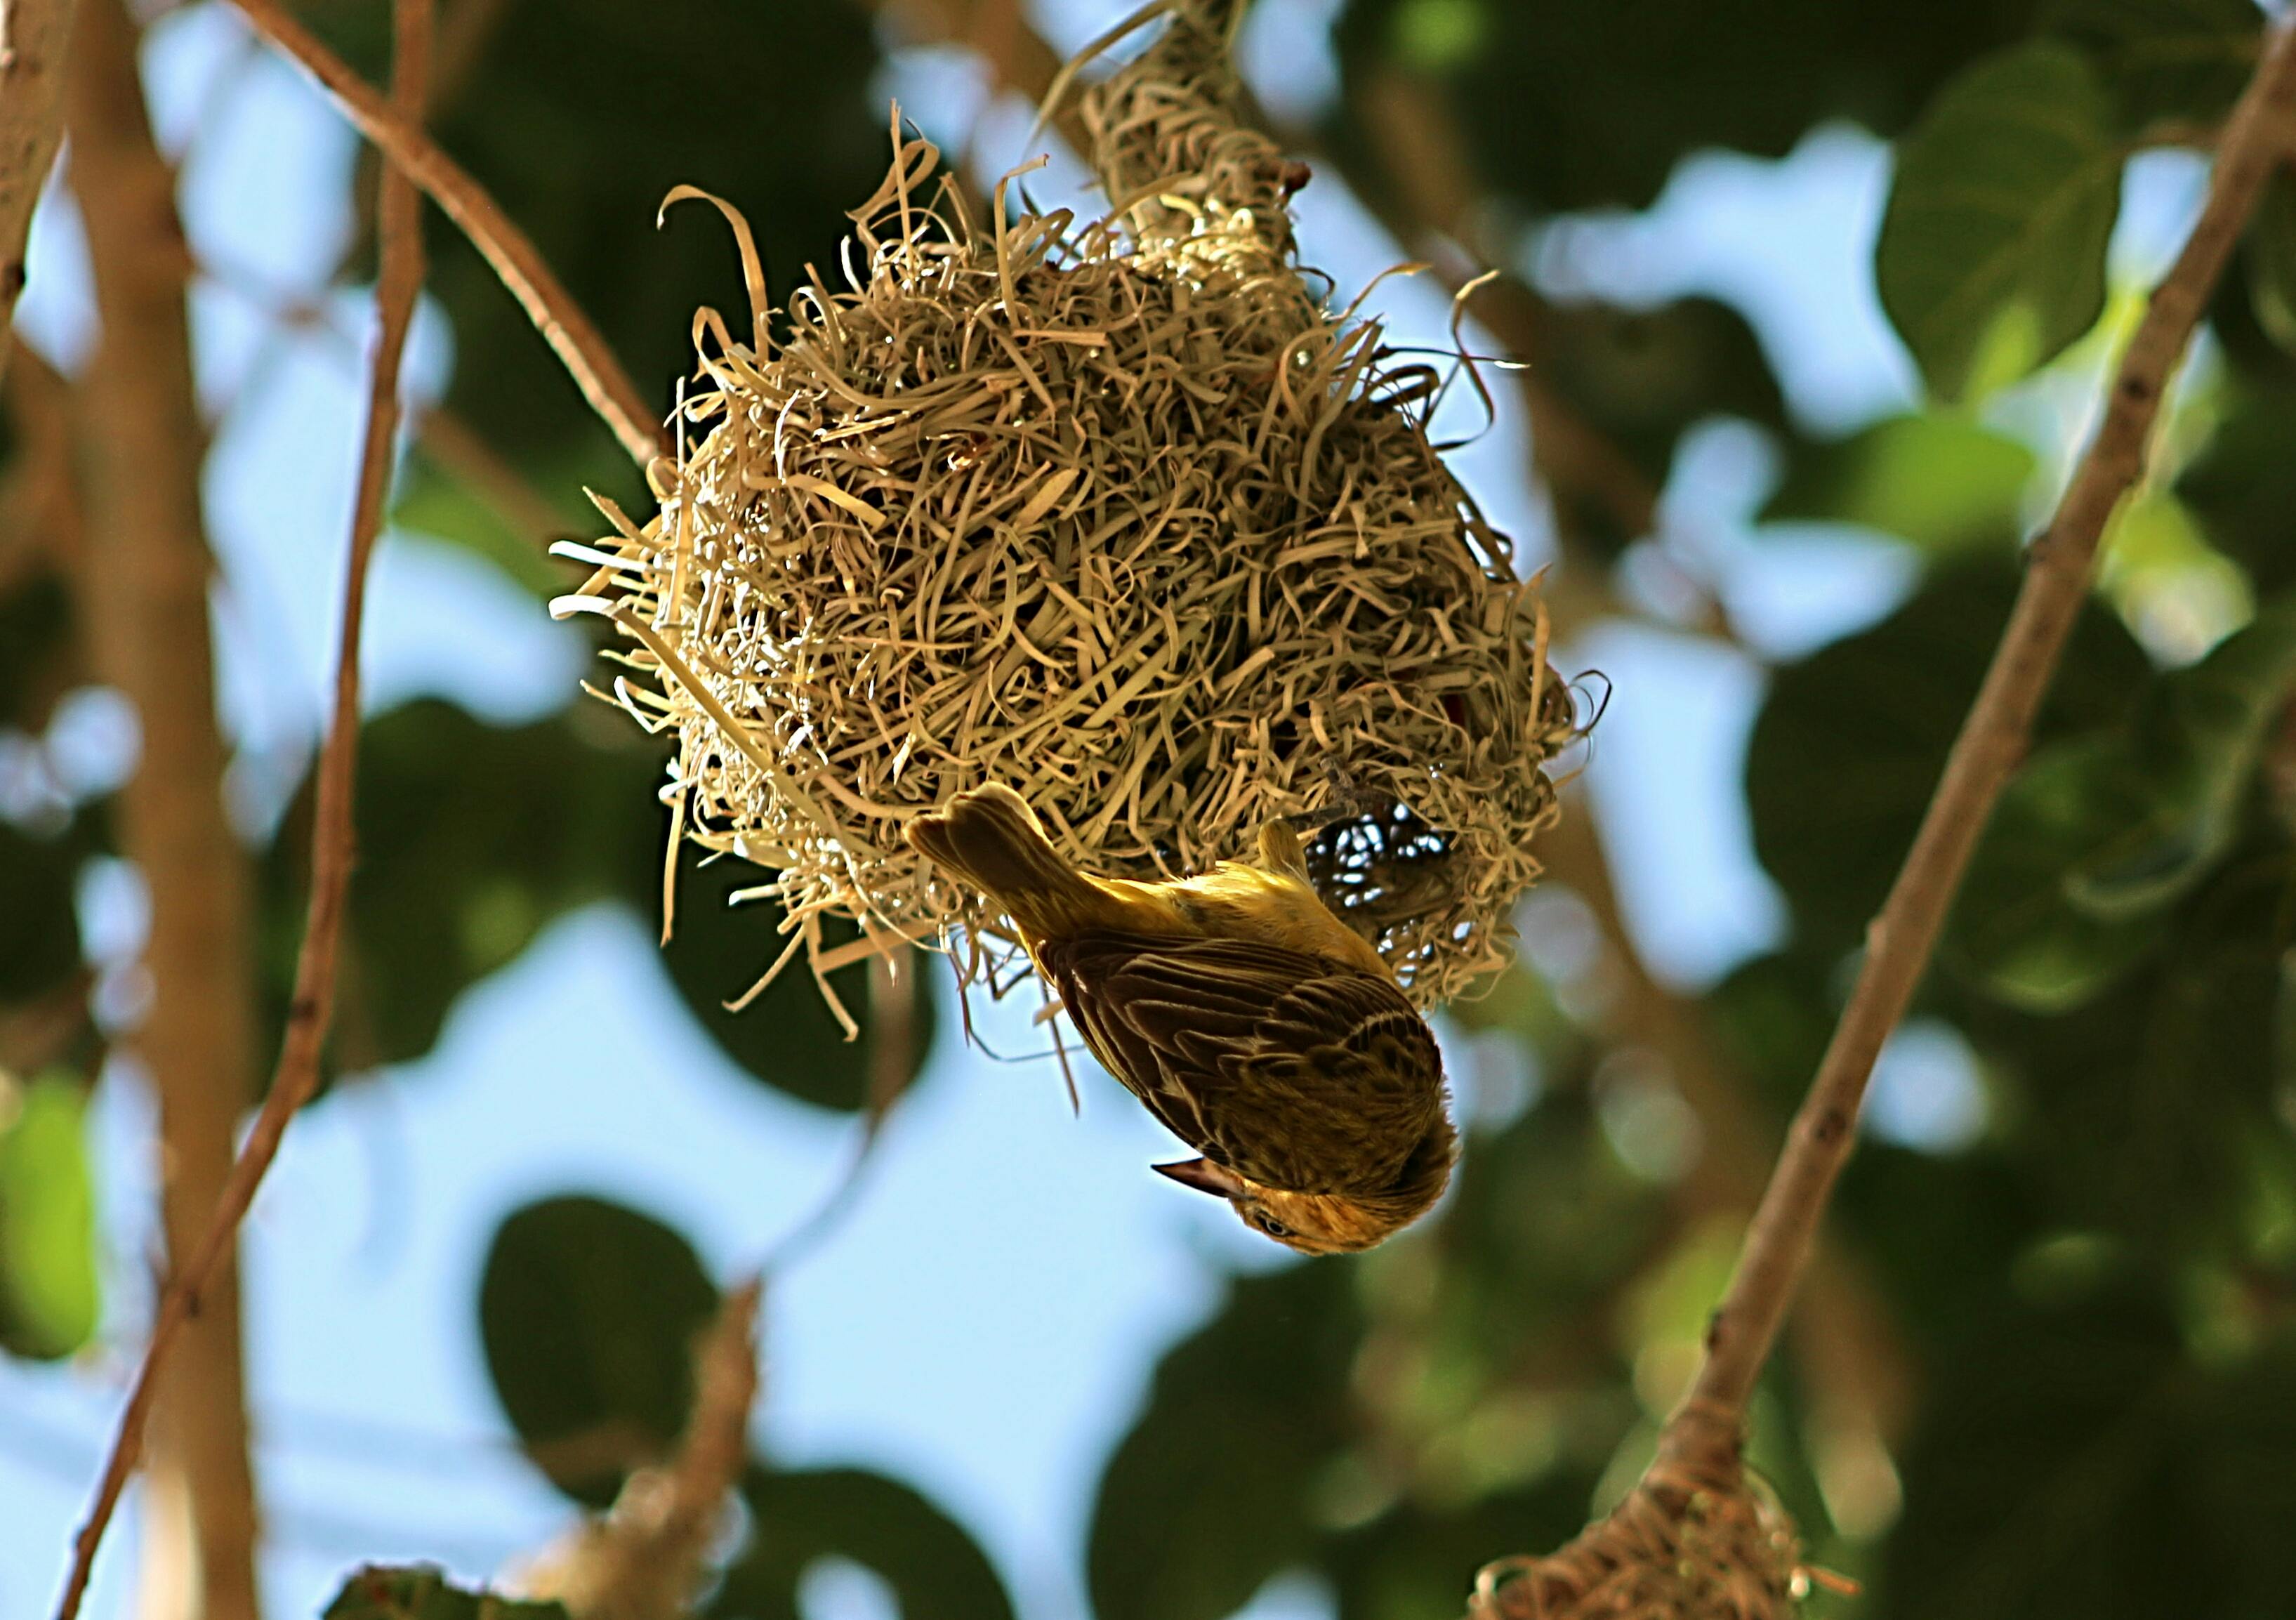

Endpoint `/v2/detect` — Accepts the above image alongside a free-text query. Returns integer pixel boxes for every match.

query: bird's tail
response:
[906,784,1104,940]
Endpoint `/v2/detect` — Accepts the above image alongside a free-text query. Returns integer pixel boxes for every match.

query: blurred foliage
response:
[1332,0,2043,215]
[713,1465,1019,1620]
[0,1069,100,1359]
[1876,41,2123,401]
[479,1193,721,1508]
[5,0,2296,1616]
[303,0,889,586]
[1748,563,2149,956]
[323,1565,567,1620]
[1764,414,2035,555]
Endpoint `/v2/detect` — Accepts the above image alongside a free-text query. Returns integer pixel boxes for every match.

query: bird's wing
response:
[1041,934,1445,1196]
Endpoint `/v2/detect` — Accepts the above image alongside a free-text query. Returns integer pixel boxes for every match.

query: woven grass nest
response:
[554,0,1576,1016]
[1466,1407,1819,1620]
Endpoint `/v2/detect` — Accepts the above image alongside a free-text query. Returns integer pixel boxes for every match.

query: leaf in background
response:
[1958,859,2284,1251]
[322,1565,569,1620]
[1332,0,2044,214]
[2178,375,2296,595]
[477,1193,720,1508]
[312,0,888,501]
[2040,0,2263,130]
[1948,594,2296,1009]
[1540,296,1789,475]
[2251,169,2296,357]
[258,699,659,1079]
[0,569,77,734]
[1880,1287,2296,1619]
[0,1069,99,1360]
[709,1464,1017,1620]
[1529,296,1788,548]
[1875,43,2123,402]
[390,446,582,600]
[0,817,84,1006]
[2094,486,2254,661]
[1087,1261,1360,1620]
[651,841,937,1115]
[1946,739,2162,1010]
[1748,563,2147,958]
[1762,413,2036,555]
[1321,1477,1604,1620]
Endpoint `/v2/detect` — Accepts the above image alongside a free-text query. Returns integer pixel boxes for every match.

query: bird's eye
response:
[1252,1211,1293,1239]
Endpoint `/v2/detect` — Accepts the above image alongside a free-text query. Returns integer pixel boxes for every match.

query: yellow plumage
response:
[906,784,1455,1253]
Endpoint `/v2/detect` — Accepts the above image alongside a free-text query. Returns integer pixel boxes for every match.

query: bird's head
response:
[1154,1117,1457,1255]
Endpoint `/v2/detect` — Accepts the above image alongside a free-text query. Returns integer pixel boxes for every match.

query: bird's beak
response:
[1154,1157,1247,1199]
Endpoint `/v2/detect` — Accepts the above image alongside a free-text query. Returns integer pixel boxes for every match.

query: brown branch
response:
[52,3,435,1616]
[508,1282,763,1620]
[224,0,665,469]
[0,0,76,390]
[62,1,264,1615]
[1683,17,2296,1423]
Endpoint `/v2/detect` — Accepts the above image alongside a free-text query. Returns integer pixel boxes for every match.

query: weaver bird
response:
[906,784,1455,1253]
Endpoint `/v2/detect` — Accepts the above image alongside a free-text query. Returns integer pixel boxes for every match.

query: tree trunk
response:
[64,1,263,1616]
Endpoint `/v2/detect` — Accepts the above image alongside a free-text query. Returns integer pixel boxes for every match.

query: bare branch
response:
[1684,18,2296,1422]
[508,1282,763,1620]
[0,0,77,388]
[53,1,435,1614]
[225,0,666,469]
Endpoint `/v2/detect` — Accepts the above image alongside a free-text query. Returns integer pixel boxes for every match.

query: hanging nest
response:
[553,0,1576,1015]
[1465,1404,1826,1620]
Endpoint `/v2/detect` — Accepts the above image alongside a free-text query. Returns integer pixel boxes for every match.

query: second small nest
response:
[560,132,1573,1010]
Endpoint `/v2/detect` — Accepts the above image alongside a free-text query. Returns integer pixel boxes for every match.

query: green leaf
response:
[1088,1263,1360,1620]
[0,1069,100,1359]
[338,0,885,476]
[260,699,659,1078]
[1331,0,2046,214]
[652,841,937,1115]
[2179,374,2296,595]
[322,1565,569,1620]
[0,817,84,1006]
[2251,170,2296,357]
[1876,42,2123,401]
[0,569,78,734]
[1536,296,1787,547]
[1947,738,2161,1010]
[1762,411,2036,555]
[390,448,584,600]
[2042,0,2263,130]
[1880,1290,2296,1619]
[709,1465,1017,1620]
[1748,563,2147,957]
[2071,593,2296,911]
[1948,593,2296,1008]
[477,1194,720,1508]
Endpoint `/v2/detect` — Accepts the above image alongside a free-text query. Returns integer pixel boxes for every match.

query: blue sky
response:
[0,4,2217,1619]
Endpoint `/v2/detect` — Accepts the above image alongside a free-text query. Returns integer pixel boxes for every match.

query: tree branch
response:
[0,0,76,390]
[53,2,434,1615]
[63,1,264,1614]
[223,0,664,469]
[1683,17,2296,1423]
[508,1282,763,1620]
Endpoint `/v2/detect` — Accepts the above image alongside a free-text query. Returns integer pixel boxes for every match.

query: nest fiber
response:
[555,1,1573,1012]
[1465,1407,1816,1620]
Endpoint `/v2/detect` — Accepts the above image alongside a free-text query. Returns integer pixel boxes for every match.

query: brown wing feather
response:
[1038,934,1446,1197]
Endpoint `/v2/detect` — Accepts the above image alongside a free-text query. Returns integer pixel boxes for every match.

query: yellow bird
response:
[906,784,1456,1253]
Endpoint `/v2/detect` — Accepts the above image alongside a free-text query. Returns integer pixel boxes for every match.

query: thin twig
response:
[1683,18,2296,1422]
[52,4,435,1615]
[0,0,77,390]
[225,0,665,468]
